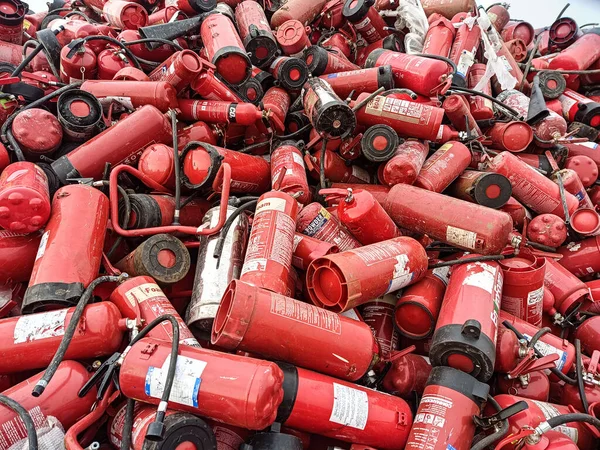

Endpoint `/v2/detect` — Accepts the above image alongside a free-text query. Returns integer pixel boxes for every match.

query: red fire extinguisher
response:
[303,45,360,76]
[0,230,41,284]
[118,336,285,430]
[23,184,109,313]
[549,33,600,83]
[177,99,264,125]
[211,279,379,381]
[414,141,472,193]
[404,366,490,450]
[556,236,600,278]
[276,362,413,449]
[443,94,482,136]
[422,14,456,57]
[382,350,432,397]
[306,236,428,312]
[448,19,481,87]
[342,0,389,43]
[80,80,178,113]
[148,50,203,94]
[120,194,210,229]
[11,109,63,160]
[59,43,97,83]
[543,257,591,317]
[430,256,503,381]
[102,0,147,29]
[306,148,373,184]
[235,0,278,68]
[378,139,429,187]
[296,202,361,251]
[468,63,494,119]
[558,89,600,127]
[271,141,311,204]
[360,293,399,359]
[240,191,299,295]
[319,66,395,100]
[191,70,244,103]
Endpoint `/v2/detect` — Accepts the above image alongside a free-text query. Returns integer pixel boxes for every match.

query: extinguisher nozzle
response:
[31,382,46,397]
[145,419,166,441]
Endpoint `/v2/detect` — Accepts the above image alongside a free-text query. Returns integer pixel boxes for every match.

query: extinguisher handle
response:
[78,352,121,399]
[473,400,529,429]
[319,188,350,203]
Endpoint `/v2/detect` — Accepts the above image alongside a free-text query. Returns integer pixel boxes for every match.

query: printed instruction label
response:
[523,334,567,371]
[329,383,369,430]
[145,354,206,408]
[270,292,342,334]
[532,400,578,443]
[14,309,67,344]
[446,225,477,250]
[124,282,165,306]
[349,241,414,292]
[35,230,50,261]
[408,394,453,450]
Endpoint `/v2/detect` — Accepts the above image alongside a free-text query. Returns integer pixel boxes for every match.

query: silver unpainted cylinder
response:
[186,205,249,336]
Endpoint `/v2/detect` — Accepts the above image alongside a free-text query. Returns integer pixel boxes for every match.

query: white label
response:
[462,262,497,294]
[432,266,450,285]
[35,231,49,261]
[124,283,164,306]
[499,55,513,72]
[292,151,304,166]
[446,226,477,249]
[456,50,475,76]
[581,141,599,149]
[292,234,303,252]
[13,309,68,344]
[145,354,206,408]
[532,400,578,443]
[388,254,413,292]
[523,334,567,371]
[99,96,134,110]
[255,197,287,213]
[527,286,544,306]
[329,383,369,430]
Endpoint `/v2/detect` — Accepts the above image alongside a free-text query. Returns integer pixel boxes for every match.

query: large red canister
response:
[360,293,398,359]
[102,0,147,29]
[382,352,432,397]
[557,236,600,278]
[342,0,389,43]
[448,19,481,86]
[303,45,358,77]
[212,280,378,381]
[558,89,600,127]
[119,336,284,430]
[543,257,590,316]
[80,80,178,113]
[486,151,579,219]
[306,236,428,312]
[0,302,123,374]
[0,0,26,44]
[364,50,450,96]
[177,99,263,126]
[148,50,203,94]
[405,366,489,450]
[0,162,51,233]
[422,15,456,58]
[430,257,503,382]
[0,361,97,449]
[499,252,546,327]
[379,139,429,187]
[468,63,494,119]
[549,33,600,83]
[235,0,278,68]
[271,141,310,205]
[201,12,251,85]
[414,141,471,192]
[0,230,41,283]
[319,66,395,100]
[240,191,299,295]
[383,184,513,254]
[23,185,109,313]
[296,203,361,251]
[277,363,413,450]
[51,105,172,184]
[191,70,243,102]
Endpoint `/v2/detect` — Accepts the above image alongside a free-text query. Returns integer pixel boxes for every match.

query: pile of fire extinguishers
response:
[0,0,600,448]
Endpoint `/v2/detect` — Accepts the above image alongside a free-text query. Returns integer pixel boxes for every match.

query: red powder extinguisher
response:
[449,18,481,87]
[378,139,429,187]
[319,67,395,100]
[430,257,503,382]
[240,191,299,295]
[23,184,109,313]
[276,362,413,449]
[235,0,278,68]
[59,43,97,83]
[118,336,284,430]
[359,293,399,359]
[271,141,311,205]
[556,236,600,278]
[296,202,361,251]
[468,63,494,119]
[558,89,600,127]
[306,148,373,184]
[342,0,389,43]
[177,99,264,125]
[211,279,379,381]
[0,230,41,284]
[80,80,178,113]
[191,70,244,103]
[405,366,490,450]
[543,257,591,317]
[306,236,428,312]
[443,94,482,136]
[382,349,432,397]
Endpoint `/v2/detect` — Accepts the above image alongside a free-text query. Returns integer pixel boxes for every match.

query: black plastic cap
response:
[238,77,264,105]
[361,124,399,162]
[538,71,566,99]
[276,57,309,90]
[147,413,217,450]
[471,172,512,209]
[212,45,252,85]
[51,155,80,185]
[132,233,191,284]
[549,17,579,48]
[285,111,309,134]
[275,362,299,424]
[253,69,275,91]
[244,432,303,450]
[145,421,166,442]
[342,0,374,23]
[451,74,468,88]
[376,65,395,91]
[190,0,216,13]
[303,46,330,76]
[314,101,357,139]
[57,90,103,141]
[180,141,224,191]
[382,34,404,52]
[122,194,162,229]
[426,366,490,406]
[568,121,599,141]
[244,30,278,68]
[0,0,26,26]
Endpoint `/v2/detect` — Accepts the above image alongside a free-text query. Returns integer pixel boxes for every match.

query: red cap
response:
[565,155,599,187]
[527,213,568,247]
[570,208,600,236]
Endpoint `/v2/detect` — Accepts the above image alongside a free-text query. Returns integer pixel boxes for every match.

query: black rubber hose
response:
[171,111,181,225]
[528,327,551,349]
[448,86,523,119]
[73,36,142,69]
[545,413,600,430]
[575,339,590,413]
[274,123,312,140]
[470,396,509,450]
[11,42,44,78]
[122,38,184,51]
[429,255,507,268]
[213,199,258,263]
[319,139,327,191]
[237,139,273,154]
[32,275,124,397]
[415,53,458,75]
[0,395,38,450]
[120,398,136,450]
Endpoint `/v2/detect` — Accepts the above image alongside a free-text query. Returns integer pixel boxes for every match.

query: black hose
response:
[107,183,130,259]
[120,398,136,450]
[236,139,272,154]
[554,3,570,22]
[274,123,312,140]
[171,111,181,225]
[545,413,600,430]
[32,275,124,397]
[10,42,44,78]
[448,86,523,119]
[415,53,458,75]
[0,395,38,450]
[319,139,327,191]
[213,199,258,263]
[470,396,509,450]
[501,320,577,385]
[429,255,507,268]
[528,327,550,349]
[71,36,142,69]
[122,38,184,51]
[575,339,590,413]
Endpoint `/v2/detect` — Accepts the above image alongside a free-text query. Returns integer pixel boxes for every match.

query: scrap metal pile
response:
[0,0,600,448]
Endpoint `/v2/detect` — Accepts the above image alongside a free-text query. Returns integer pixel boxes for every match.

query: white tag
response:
[145,355,206,408]
[14,309,68,344]
[329,383,369,430]
[35,231,50,261]
[446,226,477,249]
[255,197,287,213]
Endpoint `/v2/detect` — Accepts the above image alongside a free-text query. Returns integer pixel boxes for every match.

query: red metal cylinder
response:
[487,151,578,219]
[102,0,147,29]
[191,70,243,102]
[59,44,97,83]
[449,20,481,86]
[414,141,471,192]
[382,352,432,397]
[574,315,600,356]
[296,202,361,251]
[501,21,534,46]
[487,3,510,32]
[11,109,63,160]
[319,66,395,100]
[499,252,546,327]
[148,50,203,93]
[263,86,290,133]
[342,0,389,43]
[51,105,172,184]
[0,0,25,44]
[468,63,494,119]
[306,236,428,312]
[307,148,372,184]
[552,168,594,209]
[119,336,284,430]
[279,364,413,450]
[395,267,448,339]
[276,19,310,56]
[487,121,533,153]
[558,88,600,127]
[212,279,378,380]
[0,162,50,233]
[81,80,178,113]
[270,0,329,28]
[557,236,600,278]
[405,366,488,450]
[549,33,600,83]
[99,51,137,81]
[201,12,251,85]
[355,34,403,67]
[422,15,456,57]
[271,141,310,205]
[178,99,262,126]
[543,256,590,315]
[240,191,299,295]
[117,29,176,63]
[0,361,97,448]
[383,184,513,254]
[0,230,40,283]
[235,0,278,68]
[443,94,481,136]
[430,257,502,381]
[495,371,550,402]
[23,184,108,313]
[0,302,123,374]
[110,275,198,346]
[378,139,429,187]
[420,0,475,19]
[303,45,359,76]
[360,293,398,359]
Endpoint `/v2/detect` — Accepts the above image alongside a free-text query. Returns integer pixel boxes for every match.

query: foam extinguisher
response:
[240,191,299,295]
[319,66,395,100]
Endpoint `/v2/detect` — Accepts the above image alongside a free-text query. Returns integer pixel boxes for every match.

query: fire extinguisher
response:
[109,402,217,450]
[556,236,600,278]
[414,141,472,193]
[443,94,482,136]
[404,366,490,450]
[0,0,25,44]
[448,19,481,87]
[59,43,97,83]
[319,66,395,100]
[110,275,199,347]
[148,50,203,94]
[275,19,310,56]
[271,141,311,205]
[201,12,252,85]
[296,202,361,251]
[378,139,429,187]
[549,33,600,83]
[0,230,41,284]
[120,194,210,229]
[383,184,514,254]
[11,109,63,160]
[191,70,244,103]
[240,191,298,295]
[118,336,285,430]
[51,105,172,184]
[276,362,413,449]
[468,63,494,119]
[0,162,51,233]
[235,0,278,68]
[186,204,249,337]
[181,141,271,193]
[212,279,379,381]
[430,257,503,381]
[382,350,433,397]
[304,45,360,75]
[102,0,147,30]
[306,148,373,184]
[355,34,404,67]
[270,0,329,28]
[543,257,591,317]
[56,89,103,142]
[268,56,310,91]
[177,99,264,125]
[0,361,97,450]
[306,236,428,312]
[423,14,456,57]
[574,316,600,356]
[342,0,389,43]
[495,370,551,403]
[0,302,124,374]
[261,86,290,134]
[23,184,108,313]
[80,80,178,113]
[449,170,512,208]
[552,168,594,209]
[558,89,600,127]
[320,187,401,245]
[359,293,399,359]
